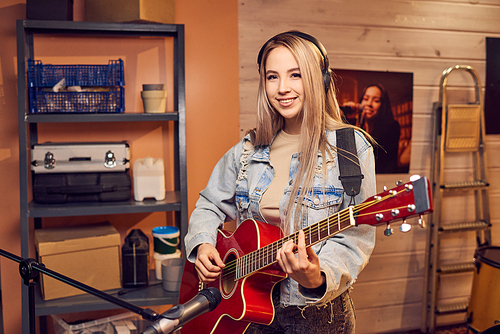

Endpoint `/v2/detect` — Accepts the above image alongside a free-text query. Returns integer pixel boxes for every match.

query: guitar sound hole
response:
[221,253,237,295]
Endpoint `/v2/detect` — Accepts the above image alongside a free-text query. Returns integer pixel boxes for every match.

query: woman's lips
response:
[278,97,296,107]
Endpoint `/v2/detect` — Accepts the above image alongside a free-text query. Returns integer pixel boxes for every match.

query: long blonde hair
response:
[250,31,357,233]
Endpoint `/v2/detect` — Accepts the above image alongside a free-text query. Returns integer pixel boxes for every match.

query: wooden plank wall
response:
[238,1,500,332]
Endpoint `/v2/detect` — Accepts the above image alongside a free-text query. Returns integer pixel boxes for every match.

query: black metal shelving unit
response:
[16,19,187,333]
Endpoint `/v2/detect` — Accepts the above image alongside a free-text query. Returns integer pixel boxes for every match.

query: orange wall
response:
[0,0,239,332]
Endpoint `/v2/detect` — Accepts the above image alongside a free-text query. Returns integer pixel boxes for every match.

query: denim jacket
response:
[185,129,376,306]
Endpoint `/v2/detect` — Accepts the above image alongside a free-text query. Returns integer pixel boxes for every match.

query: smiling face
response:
[265,46,304,134]
[360,85,382,121]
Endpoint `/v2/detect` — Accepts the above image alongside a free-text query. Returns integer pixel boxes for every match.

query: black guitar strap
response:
[336,128,364,203]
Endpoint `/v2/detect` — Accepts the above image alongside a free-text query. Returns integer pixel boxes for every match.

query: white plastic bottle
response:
[133,157,166,201]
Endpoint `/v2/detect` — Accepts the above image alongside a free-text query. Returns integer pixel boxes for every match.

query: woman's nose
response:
[278,78,291,93]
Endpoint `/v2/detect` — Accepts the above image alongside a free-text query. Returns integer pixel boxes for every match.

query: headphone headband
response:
[257,31,331,93]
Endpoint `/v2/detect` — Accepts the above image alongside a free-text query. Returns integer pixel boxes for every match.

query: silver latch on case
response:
[44,152,55,169]
[104,150,116,168]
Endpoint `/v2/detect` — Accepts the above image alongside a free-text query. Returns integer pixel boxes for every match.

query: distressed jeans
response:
[245,288,355,334]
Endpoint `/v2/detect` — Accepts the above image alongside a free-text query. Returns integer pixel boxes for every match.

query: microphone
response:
[142,287,222,334]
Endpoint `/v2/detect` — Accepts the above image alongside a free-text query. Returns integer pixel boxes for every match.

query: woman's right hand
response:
[342,101,360,110]
[194,243,225,283]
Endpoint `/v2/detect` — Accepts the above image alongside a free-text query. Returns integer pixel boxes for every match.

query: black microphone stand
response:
[0,248,164,334]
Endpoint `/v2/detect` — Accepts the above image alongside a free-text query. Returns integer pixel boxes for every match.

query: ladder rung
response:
[435,301,468,314]
[439,220,490,232]
[438,262,475,274]
[441,180,489,190]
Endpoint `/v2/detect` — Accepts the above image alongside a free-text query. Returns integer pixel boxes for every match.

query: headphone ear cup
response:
[322,69,331,93]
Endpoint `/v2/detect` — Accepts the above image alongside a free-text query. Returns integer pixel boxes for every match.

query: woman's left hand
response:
[277,230,324,289]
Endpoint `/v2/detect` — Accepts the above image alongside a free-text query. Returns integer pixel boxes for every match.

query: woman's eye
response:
[291,72,301,78]
[267,74,277,80]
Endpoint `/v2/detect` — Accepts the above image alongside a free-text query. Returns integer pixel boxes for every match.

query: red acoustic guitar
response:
[178,176,433,334]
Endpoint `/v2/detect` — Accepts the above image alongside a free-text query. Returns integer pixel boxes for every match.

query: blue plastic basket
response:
[27,59,124,87]
[27,59,125,113]
[29,87,125,114]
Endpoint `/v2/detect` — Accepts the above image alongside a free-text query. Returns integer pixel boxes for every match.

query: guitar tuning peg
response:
[383,186,388,191]
[410,175,421,182]
[396,180,403,186]
[384,224,393,236]
[399,220,411,232]
[418,215,426,228]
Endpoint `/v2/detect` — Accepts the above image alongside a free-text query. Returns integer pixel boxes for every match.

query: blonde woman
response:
[184,31,376,333]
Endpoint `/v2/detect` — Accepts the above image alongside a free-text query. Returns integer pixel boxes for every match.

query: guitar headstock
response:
[355,175,433,235]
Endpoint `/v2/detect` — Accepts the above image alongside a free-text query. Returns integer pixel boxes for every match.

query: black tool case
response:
[33,172,131,204]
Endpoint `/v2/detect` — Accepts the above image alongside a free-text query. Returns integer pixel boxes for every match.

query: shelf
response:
[435,301,468,315]
[438,262,475,274]
[25,112,180,123]
[439,220,491,233]
[21,19,182,37]
[440,180,489,191]
[35,278,178,316]
[28,191,181,218]
[17,19,188,331]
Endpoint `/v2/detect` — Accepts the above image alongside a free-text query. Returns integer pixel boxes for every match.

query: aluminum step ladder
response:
[421,65,491,334]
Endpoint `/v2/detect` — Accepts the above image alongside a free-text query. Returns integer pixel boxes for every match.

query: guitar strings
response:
[219,188,409,281]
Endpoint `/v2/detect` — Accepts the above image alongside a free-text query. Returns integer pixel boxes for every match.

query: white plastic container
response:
[152,225,181,280]
[133,157,165,201]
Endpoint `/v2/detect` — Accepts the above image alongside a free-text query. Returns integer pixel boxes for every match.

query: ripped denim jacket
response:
[185,129,376,306]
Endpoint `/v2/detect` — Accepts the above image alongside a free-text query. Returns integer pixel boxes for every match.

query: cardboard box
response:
[51,312,151,334]
[85,0,175,24]
[35,222,121,300]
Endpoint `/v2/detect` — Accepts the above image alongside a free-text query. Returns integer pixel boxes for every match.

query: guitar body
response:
[179,219,287,334]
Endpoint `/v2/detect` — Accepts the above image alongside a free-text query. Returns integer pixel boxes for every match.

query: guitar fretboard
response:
[235,206,357,280]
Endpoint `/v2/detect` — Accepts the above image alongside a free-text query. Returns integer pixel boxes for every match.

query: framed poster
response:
[334,69,413,174]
